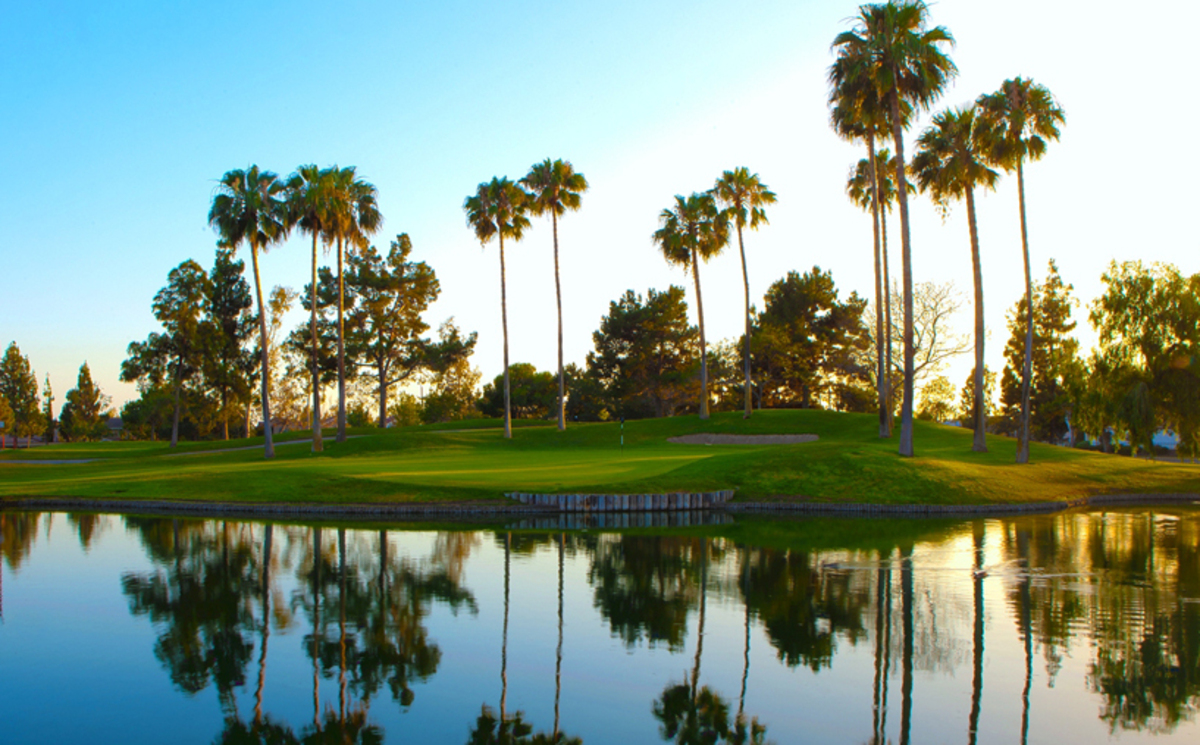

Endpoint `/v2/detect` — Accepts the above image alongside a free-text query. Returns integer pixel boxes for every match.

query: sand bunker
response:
[667,433,819,445]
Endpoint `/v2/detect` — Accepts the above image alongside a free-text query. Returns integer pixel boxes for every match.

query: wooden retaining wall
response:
[504,490,734,512]
[509,511,734,530]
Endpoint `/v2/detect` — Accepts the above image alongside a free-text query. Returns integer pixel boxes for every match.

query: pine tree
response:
[999,260,1078,443]
[0,342,41,447]
[60,362,111,442]
[42,374,55,442]
[957,366,996,426]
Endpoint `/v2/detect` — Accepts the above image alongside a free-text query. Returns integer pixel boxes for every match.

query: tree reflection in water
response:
[118,517,477,743]
[466,532,584,745]
[24,508,1196,743]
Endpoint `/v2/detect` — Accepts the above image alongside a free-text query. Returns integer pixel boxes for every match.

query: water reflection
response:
[1,508,1198,744]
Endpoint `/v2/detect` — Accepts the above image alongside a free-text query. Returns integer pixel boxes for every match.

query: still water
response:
[1,508,1198,744]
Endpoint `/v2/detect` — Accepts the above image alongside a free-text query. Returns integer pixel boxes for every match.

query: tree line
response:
[117,233,476,445]
[10,2,1195,463]
[0,343,112,447]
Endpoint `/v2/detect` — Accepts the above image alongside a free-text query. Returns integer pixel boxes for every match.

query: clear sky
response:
[3,0,1197,411]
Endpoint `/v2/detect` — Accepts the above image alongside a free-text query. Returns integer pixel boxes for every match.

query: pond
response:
[1,507,1198,744]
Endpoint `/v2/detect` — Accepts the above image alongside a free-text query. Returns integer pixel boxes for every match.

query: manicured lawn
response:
[1,410,1197,505]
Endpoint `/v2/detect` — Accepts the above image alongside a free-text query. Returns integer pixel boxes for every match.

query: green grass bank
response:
[1,410,1197,507]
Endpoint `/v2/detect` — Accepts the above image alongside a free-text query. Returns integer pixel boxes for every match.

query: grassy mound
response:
[1,410,1197,505]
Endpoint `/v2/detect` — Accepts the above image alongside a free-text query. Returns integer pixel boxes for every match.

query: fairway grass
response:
[1,410,1198,507]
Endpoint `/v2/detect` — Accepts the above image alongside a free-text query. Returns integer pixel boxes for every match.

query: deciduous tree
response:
[916,375,955,422]
[122,260,211,448]
[345,234,441,427]
[479,363,557,420]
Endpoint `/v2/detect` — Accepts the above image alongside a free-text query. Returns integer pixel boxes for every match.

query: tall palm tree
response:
[327,166,382,443]
[830,78,908,438]
[652,192,729,419]
[912,106,999,453]
[464,177,530,439]
[288,165,334,453]
[209,166,290,459]
[872,147,899,417]
[977,78,1065,464]
[521,159,589,432]
[831,0,957,457]
[843,142,903,432]
[712,168,775,420]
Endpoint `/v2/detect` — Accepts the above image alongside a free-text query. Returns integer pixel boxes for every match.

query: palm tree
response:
[830,77,909,438]
[843,142,903,432]
[521,159,589,432]
[977,78,1065,464]
[871,147,899,417]
[288,165,334,453]
[831,0,957,457]
[464,177,531,439]
[712,168,776,420]
[652,192,729,419]
[911,106,999,453]
[326,166,382,443]
[209,166,290,459]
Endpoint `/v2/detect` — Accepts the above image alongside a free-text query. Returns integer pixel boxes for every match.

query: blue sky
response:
[2,0,1196,410]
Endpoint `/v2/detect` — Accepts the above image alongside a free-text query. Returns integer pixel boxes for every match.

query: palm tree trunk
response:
[1017,161,1033,464]
[255,523,273,725]
[867,133,886,437]
[250,242,275,459]
[338,528,347,721]
[691,248,709,420]
[890,91,916,457]
[872,555,886,743]
[739,546,751,719]
[968,522,985,745]
[1019,531,1033,745]
[736,221,753,419]
[501,532,510,718]
[899,543,914,745]
[554,533,564,738]
[880,558,893,739]
[336,234,347,444]
[691,538,708,700]
[221,385,229,441]
[312,528,322,730]
[311,232,324,453]
[499,234,512,439]
[553,212,566,431]
[966,187,987,453]
[882,207,894,431]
